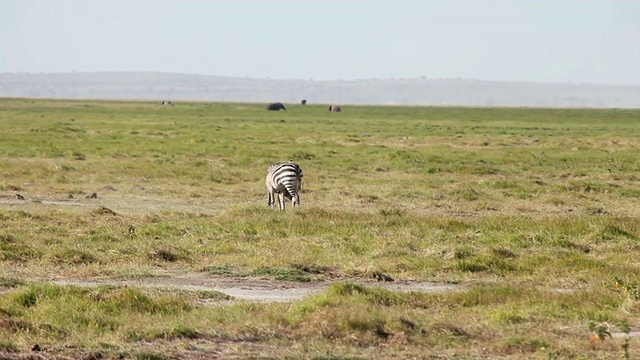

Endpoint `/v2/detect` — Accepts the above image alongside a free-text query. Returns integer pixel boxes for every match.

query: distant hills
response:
[1,72,638,108]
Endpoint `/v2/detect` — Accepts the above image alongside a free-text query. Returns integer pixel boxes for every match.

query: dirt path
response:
[43,272,460,303]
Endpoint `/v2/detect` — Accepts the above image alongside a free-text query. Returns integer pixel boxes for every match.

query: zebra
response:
[266,162,303,210]
[328,105,341,112]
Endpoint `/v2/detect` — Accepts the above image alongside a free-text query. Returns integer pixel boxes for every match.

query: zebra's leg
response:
[268,189,274,207]
[278,193,286,211]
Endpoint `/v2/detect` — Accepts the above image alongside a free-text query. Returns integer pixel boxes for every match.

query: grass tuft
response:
[92,206,118,216]
[501,336,551,355]
[148,248,184,262]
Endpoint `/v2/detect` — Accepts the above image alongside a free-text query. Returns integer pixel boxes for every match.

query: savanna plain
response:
[0,98,639,359]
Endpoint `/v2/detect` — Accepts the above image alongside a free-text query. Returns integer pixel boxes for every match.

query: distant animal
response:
[266,162,303,211]
[267,102,287,111]
[301,99,307,105]
[328,105,341,112]
[161,100,173,106]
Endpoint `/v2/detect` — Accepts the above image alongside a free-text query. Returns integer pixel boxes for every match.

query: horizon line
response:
[1,71,638,87]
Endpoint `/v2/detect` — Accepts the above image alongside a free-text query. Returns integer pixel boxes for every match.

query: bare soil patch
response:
[40,271,459,303]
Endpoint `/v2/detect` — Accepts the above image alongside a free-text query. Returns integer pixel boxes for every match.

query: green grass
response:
[1,98,639,358]
[0,281,636,359]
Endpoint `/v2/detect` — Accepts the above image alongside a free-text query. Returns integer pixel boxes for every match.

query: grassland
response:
[0,98,639,359]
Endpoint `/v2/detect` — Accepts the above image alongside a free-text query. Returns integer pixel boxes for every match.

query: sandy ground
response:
[44,271,460,303]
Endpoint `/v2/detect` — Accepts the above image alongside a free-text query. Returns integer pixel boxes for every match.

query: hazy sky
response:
[1,1,639,85]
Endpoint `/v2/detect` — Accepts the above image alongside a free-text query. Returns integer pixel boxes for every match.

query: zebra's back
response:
[266,162,303,210]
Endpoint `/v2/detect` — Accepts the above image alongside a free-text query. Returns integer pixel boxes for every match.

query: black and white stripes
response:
[266,162,303,210]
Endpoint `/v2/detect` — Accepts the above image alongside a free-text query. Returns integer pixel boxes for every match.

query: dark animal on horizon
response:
[328,105,341,112]
[267,102,287,111]
[266,162,303,211]
[301,99,307,105]
[161,100,173,106]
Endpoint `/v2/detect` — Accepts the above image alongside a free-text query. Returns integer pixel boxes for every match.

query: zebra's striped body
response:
[266,162,303,210]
